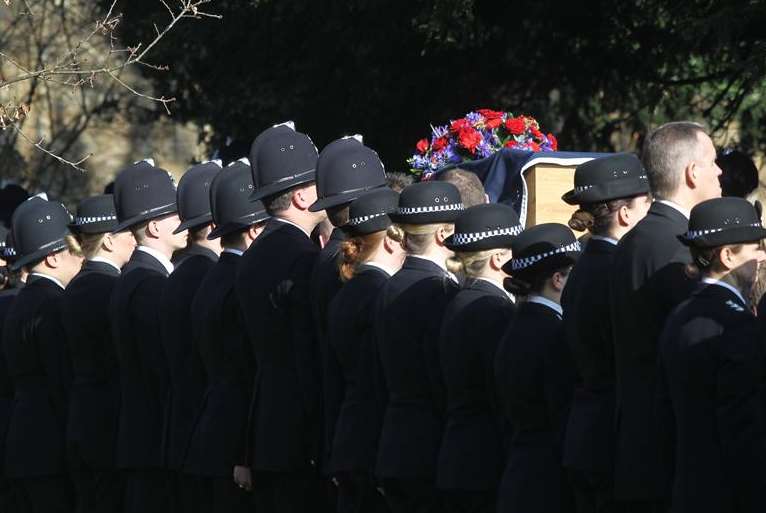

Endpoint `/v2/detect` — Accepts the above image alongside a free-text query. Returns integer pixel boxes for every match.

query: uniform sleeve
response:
[543,326,576,446]
[132,277,170,408]
[38,297,72,423]
[423,278,458,416]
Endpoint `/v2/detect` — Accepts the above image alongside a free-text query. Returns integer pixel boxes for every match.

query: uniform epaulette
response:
[725,299,745,313]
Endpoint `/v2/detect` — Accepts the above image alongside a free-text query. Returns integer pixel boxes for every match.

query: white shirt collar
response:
[656,200,691,220]
[89,256,121,273]
[590,235,619,246]
[222,248,244,256]
[364,261,395,276]
[527,294,563,318]
[29,272,65,290]
[274,217,312,238]
[410,254,459,283]
[136,245,174,274]
[475,276,515,302]
[701,277,747,306]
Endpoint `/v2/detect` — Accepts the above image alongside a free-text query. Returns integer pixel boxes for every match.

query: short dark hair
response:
[221,229,247,248]
[385,172,414,193]
[437,168,486,207]
[263,188,295,215]
[188,224,210,243]
[717,149,759,198]
[642,121,707,200]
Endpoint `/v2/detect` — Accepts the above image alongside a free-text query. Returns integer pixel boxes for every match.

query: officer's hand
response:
[233,465,253,492]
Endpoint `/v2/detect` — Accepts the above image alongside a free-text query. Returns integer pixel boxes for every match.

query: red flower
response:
[457,128,482,154]
[432,136,449,151]
[416,138,429,155]
[450,118,472,133]
[531,127,543,140]
[547,133,558,151]
[504,117,526,136]
[504,140,518,148]
[529,141,541,152]
[478,109,504,129]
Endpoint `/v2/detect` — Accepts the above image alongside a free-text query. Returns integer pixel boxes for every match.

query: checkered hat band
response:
[574,175,647,193]
[396,203,464,215]
[74,215,117,225]
[452,224,524,246]
[347,211,388,226]
[3,247,15,257]
[511,241,582,271]
[684,223,761,240]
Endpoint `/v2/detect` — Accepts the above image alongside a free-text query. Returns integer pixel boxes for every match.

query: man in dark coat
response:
[3,196,84,513]
[609,122,722,511]
[659,197,766,513]
[235,124,327,513]
[62,195,135,513]
[109,160,188,513]
[159,161,221,510]
[183,159,270,512]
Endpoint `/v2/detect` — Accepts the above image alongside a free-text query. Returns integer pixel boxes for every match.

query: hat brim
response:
[249,170,316,202]
[502,251,580,277]
[9,239,67,272]
[562,178,650,205]
[444,233,517,252]
[112,203,178,233]
[308,186,381,213]
[677,226,766,248]
[68,221,118,235]
[173,213,213,234]
[346,216,392,236]
[207,211,271,240]
[389,209,463,225]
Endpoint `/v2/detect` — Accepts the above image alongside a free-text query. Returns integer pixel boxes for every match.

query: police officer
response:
[183,159,270,512]
[110,160,188,513]
[160,161,222,510]
[659,197,766,513]
[326,187,404,513]
[3,196,84,512]
[235,123,327,513]
[494,223,580,513]
[0,228,17,511]
[560,154,651,513]
[61,194,135,513]
[437,203,523,513]
[375,181,464,513]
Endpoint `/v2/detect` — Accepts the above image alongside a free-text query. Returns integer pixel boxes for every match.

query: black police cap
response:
[389,181,464,225]
[444,203,523,252]
[503,222,581,279]
[345,187,399,235]
[249,124,318,201]
[678,197,766,248]
[562,153,649,205]
[113,159,178,232]
[208,159,270,240]
[10,196,73,271]
[69,194,118,234]
[174,161,222,234]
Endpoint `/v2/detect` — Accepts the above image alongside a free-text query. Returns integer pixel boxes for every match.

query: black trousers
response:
[380,478,442,513]
[253,471,325,513]
[336,472,388,513]
[569,469,615,513]
[72,469,123,513]
[441,489,494,513]
[11,476,74,513]
[122,469,170,513]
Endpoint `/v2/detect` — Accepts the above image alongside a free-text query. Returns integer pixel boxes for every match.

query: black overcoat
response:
[0,289,19,479]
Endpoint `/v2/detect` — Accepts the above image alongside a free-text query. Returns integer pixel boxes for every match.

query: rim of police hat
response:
[207,158,271,240]
[248,122,296,190]
[249,126,318,201]
[2,230,16,262]
[678,197,766,248]
[10,197,72,271]
[502,223,581,277]
[112,160,178,232]
[345,187,399,235]
[69,194,118,234]
[173,161,221,234]
[389,181,464,225]
[444,203,523,252]
[562,153,650,205]
[308,136,387,212]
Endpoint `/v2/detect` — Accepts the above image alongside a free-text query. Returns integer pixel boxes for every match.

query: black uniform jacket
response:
[311,228,346,473]
[659,283,766,513]
[375,256,459,480]
[562,238,617,475]
[160,244,217,470]
[494,299,575,513]
[437,278,515,491]
[110,249,171,470]
[235,218,321,471]
[184,251,255,477]
[3,275,71,478]
[0,288,20,479]
[61,260,121,471]
[326,263,390,476]
[609,201,694,500]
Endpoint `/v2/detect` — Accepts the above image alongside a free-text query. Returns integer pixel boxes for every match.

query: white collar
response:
[410,254,459,283]
[274,217,312,238]
[365,260,395,276]
[656,200,691,220]
[475,276,515,302]
[527,294,563,318]
[89,256,121,273]
[136,245,174,274]
[701,277,747,306]
[590,235,618,246]
[222,248,244,256]
[29,272,65,290]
